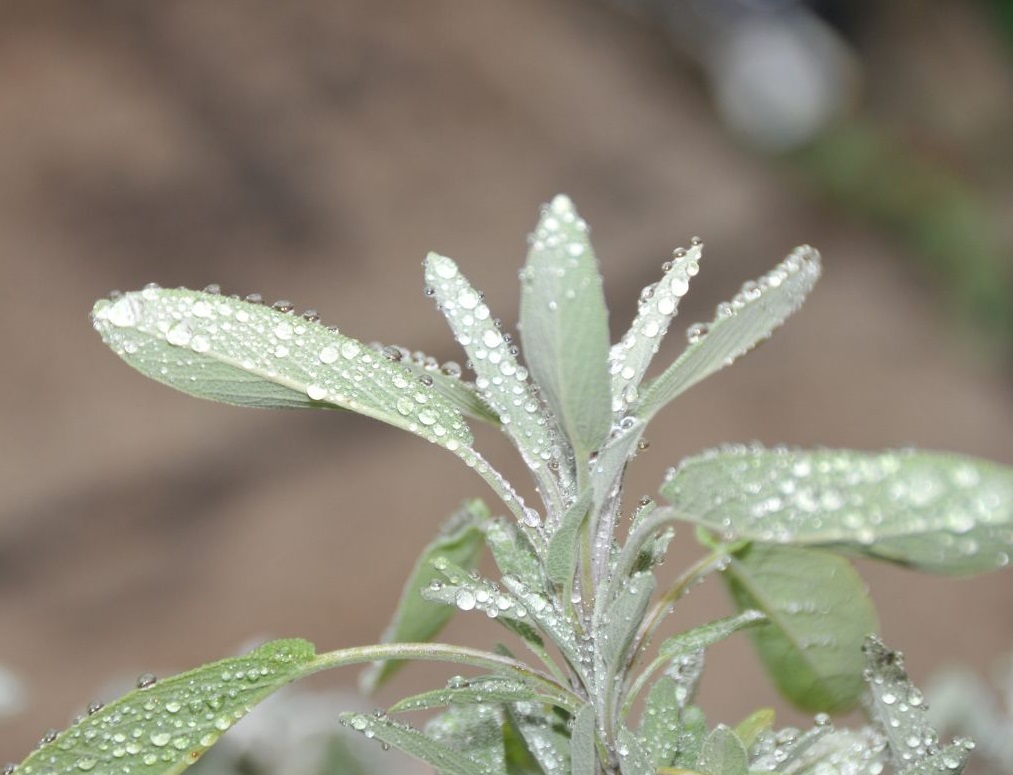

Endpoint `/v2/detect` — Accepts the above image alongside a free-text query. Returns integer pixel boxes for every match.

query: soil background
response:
[1,0,1011,766]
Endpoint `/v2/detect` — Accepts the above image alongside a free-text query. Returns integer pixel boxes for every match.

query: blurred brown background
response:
[1,0,1011,767]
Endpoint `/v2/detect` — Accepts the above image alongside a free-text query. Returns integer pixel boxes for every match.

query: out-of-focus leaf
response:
[361,500,488,693]
[427,704,507,775]
[616,726,653,775]
[696,725,748,775]
[723,544,878,713]
[519,195,611,457]
[663,445,1013,574]
[505,703,570,775]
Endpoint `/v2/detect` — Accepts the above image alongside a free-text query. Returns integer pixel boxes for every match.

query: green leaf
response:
[519,195,611,457]
[672,706,708,770]
[92,288,474,453]
[505,703,571,775]
[502,709,548,775]
[696,725,748,775]
[500,575,588,677]
[662,445,1013,574]
[657,610,768,661]
[609,242,703,416]
[638,677,682,769]
[732,708,774,750]
[863,636,973,775]
[425,253,571,508]
[639,246,821,421]
[596,572,655,688]
[388,675,541,713]
[361,500,488,693]
[12,639,316,775]
[485,518,544,590]
[427,703,508,775]
[569,704,596,775]
[545,489,592,587]
[723,544,878,713]
[616,726,653,775]
[341,712,494,775]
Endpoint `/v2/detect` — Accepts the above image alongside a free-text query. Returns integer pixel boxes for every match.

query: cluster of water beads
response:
[662,444,1013,567]
[11,642,311,775]
[608,240,703,414]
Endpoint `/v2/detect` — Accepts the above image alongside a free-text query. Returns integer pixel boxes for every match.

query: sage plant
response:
[9,196,1013,775]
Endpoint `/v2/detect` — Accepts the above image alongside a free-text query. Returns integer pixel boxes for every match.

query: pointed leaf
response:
[723,544,878,713]
[341,712,492,775]
[502,709,548,775]
[609,242,703,416]
[569,704,596,775]
[389,675,541,713]
[485,518,544,590]
[427,704,507,775]
[863,636,973,774]
[519,195,611,456]
[426,253,570,506]
[672,706,709,770]
[500,575,589,676]
[697,725,748,775]
[597,572,655,685]
[732,708,774,750]
[546,489,592,587]
[12,639,315,775]
[638,677,682,769]
[663,445,1013,574]
[362,500,488,693]
[505,703,571,775]
[658,610,768,661]
[639,245,820,420]
[92,289,474,452]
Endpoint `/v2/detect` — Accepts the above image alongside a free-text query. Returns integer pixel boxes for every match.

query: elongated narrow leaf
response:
[500,575,589,678]
[638,677,682,769]
[723,544,878,713]
[597,572,655,686]
[502,709,548,775]
[639,246,821,420]
[505,703,571,775]
[569,704,596,775]
[389,675,541,713]
[13,639,316,775]
[672,705,708,770]
[484,518,544,590]
[863,636,973,775]
[663,445,1013,574]
[341,713,494,775]
[732,708,775,750]
[362,500,488,693]
[427,704,508,775]
[697,725,748,775]
[425,253,570,505]
[609,242,703,416]
[92,288,474,452]
[658,610,767,661]
[519,195,611,456]
[546,489,592,587]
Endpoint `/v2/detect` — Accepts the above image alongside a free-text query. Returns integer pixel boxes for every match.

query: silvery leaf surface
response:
[569,704,596,775]
[723,544,878,713]
[608,242,702,417]
[92,288,474,453]
[638,245,821,421]
[12,640,316,775]
[519,195,611,458]
[426,252,570,507]
[505,702,571,775]
[696,725,748,775]
[663,445,1013,574]
[426,703,507,775]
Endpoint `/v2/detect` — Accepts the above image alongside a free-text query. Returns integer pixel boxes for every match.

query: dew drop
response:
[136,674,157,689]
[455,589,476,611]
[306,384,327,401]
[319,346,339,364]
[150,731,172,747]
[166,322,193,347]
[686,322,709,344]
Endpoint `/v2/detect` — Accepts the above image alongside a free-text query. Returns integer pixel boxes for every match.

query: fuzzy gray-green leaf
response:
[639,245,820,421]
[569,704,596,775]
[92,288,474,452]
[663,445,1013,574]
[723,544,877,713]
[638,677,681,769]
[519,195,611,456]
[546,489,592,587]
[13,639,316,775]
[427,704,508,775]
[697,725,749,775]
[484,518,544,590]
[361,500,488,693]
[506,703,571,775]
[597,572,655,684]
[388,675,541,713]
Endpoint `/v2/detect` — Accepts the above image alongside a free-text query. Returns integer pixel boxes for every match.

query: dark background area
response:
[1,0,1011,766]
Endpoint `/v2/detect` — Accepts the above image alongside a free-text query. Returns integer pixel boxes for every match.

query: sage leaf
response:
[545,489,592,588]
[519,195,611,457]
[426,253,570,506]
[609,242,703,417]
[92,288,474,453]
[617,726,653,775]
[484,518,544,590]
[639,245,820,421]
[341,712,495,775]
[697,725,749,775]
[505,703,571,775]
[361,500,488,693]
[638,676,681,769]
[597,572,655,688]
[427,703,508,775]
[863,636,973,775]
[723,544,878,713]
[663,445,1013,574]
[13,639,315,775]
[569,704,596,775]
[388,675,541,713]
